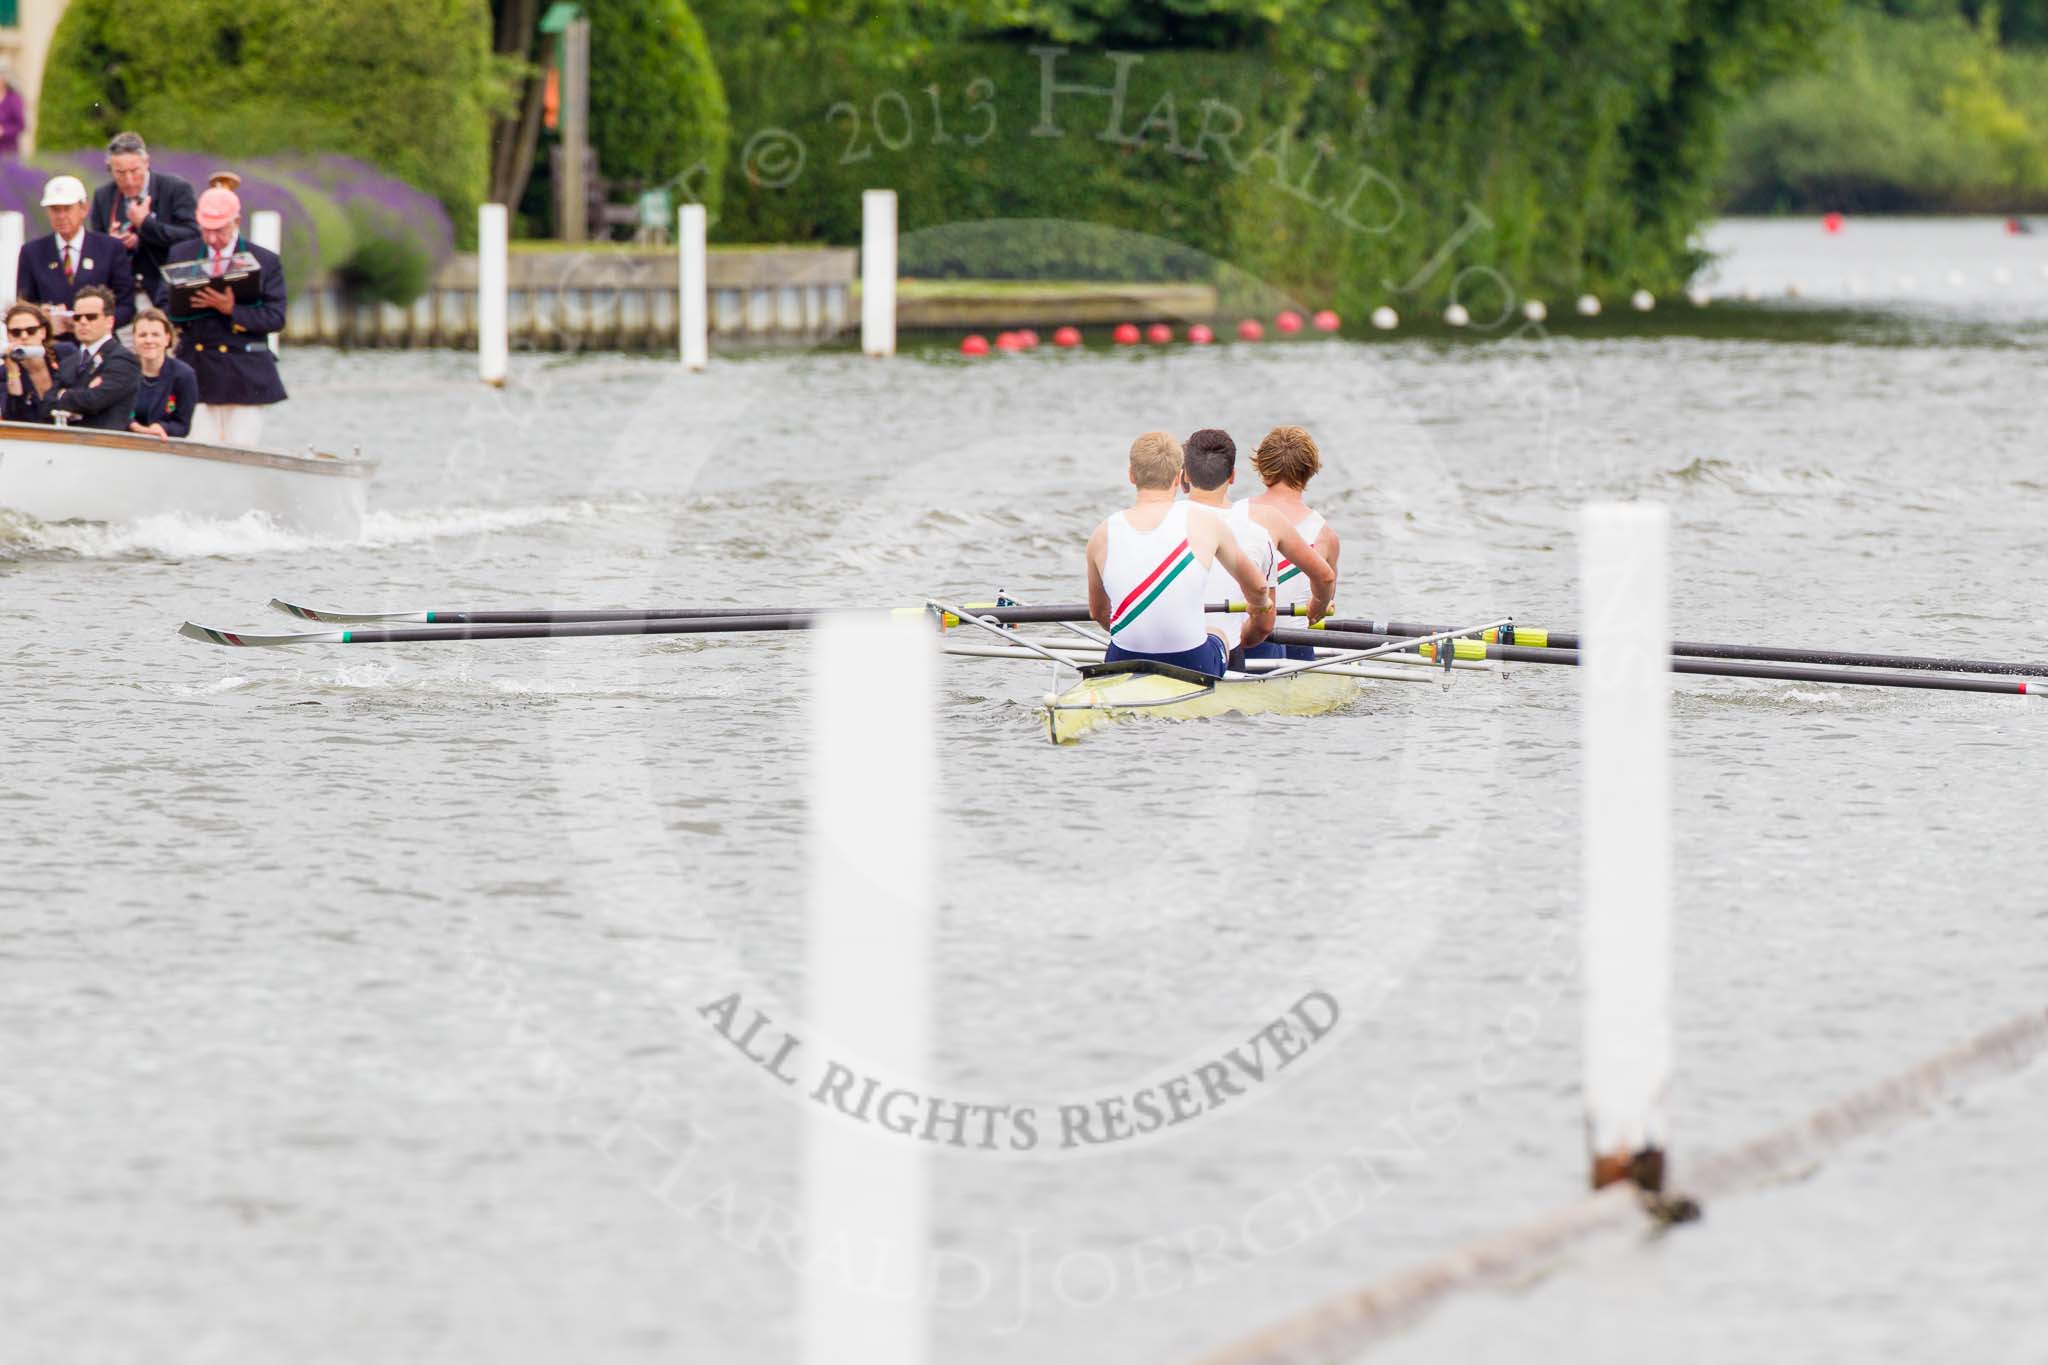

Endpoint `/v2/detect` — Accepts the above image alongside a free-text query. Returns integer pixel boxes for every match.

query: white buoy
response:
[1443,302,1469,327]
[1740,284,1760,302]
[1522,299,1547,323]
[678,203,708,371]
[1575,294,1601,317]
[1581,503,1672,1193]
[1370,305,1398,330]
[805,615,934,1365]
[1992,266,2012,286]
[478,203,508,387]
[1945,269,1965,288]
[1684,286,1710,307]
[1630,289,1654,312]
[861,189,897,358]
[249,210,282,355]
[0,211,22,306]
[1898,274,1917,292]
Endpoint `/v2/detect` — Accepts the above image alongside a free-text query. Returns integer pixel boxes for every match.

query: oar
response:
[1317,614,2048,679]
[1269,628,2046,696]
[268,597,1316,627]
[184,612,842,647]
[1260,618,1513,680]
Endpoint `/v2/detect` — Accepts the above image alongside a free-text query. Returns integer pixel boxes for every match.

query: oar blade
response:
[269,598,429,623]
[181,621,347,647]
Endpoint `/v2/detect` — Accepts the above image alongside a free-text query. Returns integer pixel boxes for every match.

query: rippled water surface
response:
[3,220,2045,1364]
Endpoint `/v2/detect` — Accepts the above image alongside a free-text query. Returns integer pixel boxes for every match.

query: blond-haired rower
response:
[1085,430,1275,678]
[1246,425,1342,661]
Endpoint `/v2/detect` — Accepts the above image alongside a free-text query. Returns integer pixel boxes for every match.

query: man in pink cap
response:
[16,173,137,340]
[164,185,287,447]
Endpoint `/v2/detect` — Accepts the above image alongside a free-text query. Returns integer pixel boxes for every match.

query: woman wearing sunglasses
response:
[128,312,197,438]
[2,302,75,423]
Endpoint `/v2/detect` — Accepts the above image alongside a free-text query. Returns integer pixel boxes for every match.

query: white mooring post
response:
[248,210,281,355]
[678,203,708,371]
[0,211,22,306]
[861,189,897,357]
[804,615,934,1365]
[1581,502,1673,1192]
[478,203,508,387]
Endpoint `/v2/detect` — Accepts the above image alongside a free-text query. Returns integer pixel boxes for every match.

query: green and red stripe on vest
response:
[1109,538,1196,636]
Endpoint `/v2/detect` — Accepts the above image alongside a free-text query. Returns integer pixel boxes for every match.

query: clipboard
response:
[163,252,263,314]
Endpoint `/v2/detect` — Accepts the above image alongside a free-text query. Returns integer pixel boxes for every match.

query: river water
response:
[3,218,2044,1364]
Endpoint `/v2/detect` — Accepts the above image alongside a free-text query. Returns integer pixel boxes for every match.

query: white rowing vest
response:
[1203,501,1275,648]
[1274,508,1326,619]
[1104,502,1209,654]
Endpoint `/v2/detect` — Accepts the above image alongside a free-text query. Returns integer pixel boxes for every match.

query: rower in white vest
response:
[1085,430,1275,678]
[1179,427,1336,667]
[1245,425,1343,661]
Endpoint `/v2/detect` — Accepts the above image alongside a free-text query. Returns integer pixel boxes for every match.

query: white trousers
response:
[191,403,268,449]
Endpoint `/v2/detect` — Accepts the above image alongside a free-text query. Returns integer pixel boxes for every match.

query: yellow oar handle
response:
[1223,602,1326,616]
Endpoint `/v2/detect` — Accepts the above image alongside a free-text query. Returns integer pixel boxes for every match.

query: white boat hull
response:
[0,421,371,538]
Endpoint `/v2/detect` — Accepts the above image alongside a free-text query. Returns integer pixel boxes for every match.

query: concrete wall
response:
[290,246,857,351]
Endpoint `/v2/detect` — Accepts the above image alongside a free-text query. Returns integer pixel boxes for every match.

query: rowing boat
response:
[1041,659,1368,744]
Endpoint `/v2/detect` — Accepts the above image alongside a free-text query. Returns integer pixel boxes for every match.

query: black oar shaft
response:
[1318,617,2045,678]
[1271,629,2039,696]
[341,613,826,643]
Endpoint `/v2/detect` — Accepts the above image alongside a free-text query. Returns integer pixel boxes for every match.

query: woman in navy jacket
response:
[128,311,198,438]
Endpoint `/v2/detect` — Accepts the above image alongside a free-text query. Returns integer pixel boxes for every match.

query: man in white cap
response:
[16,174,138,340]
[163,186,287,447]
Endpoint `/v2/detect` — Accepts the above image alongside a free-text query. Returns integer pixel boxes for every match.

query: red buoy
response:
[1187,323,1214,345]
[1113,322,1141,345]
[995,331,1025,352]
[1053,325,1082,347]
[960,334,989,356]
[1017,328,1040,348]
[1312,309,1340,332]
[1146,322,1174,344]
[1275,310,1303,334]
[1822,211,1845,234]
[1237,319,1264,341]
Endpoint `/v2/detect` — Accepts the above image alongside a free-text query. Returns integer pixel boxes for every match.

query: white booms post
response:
[0,211,23,305]
[860,189,897,358]
[678,203,708,371]
[804,614,934,1365]
[478,203,509,388]
[248,210,282,355]
[1581,502,1673,1192]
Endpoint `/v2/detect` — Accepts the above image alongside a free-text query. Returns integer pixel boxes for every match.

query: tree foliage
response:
[1724,5,2048,210]
[584,0,730,204]
[38,0,501,230]
[691,0,1839,308]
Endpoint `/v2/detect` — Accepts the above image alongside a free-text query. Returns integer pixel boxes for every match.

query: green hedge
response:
[585,0,730,213]
[695,1,1835,312]
[37,0,499,233]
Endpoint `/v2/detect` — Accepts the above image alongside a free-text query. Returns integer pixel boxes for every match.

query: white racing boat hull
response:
[1042,659,1366,744]
[0,420,371,538]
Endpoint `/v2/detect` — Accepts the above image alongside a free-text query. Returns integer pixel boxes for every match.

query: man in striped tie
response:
[15,175,137,342]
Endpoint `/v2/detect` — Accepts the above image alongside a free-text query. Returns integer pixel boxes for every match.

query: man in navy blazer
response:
[42,284,141,432]
[89,131,199,310]
[16,174,137,339]
[165,186,286,448]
